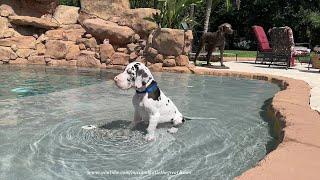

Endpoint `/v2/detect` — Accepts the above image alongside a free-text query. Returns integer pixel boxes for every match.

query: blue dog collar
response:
[136,81,158,94]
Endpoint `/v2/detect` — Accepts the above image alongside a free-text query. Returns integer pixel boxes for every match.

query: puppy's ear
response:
[134,68,150,89]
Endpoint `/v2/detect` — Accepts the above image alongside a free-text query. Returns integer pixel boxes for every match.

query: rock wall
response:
[80,0,130,18]
[0,0,59,17]
[79,0,158,39]
[145,28,193,67]
[0,2,193,70]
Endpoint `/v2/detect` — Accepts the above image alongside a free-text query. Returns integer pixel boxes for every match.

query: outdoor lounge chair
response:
[269,26,311,68]
[252,26,273,64]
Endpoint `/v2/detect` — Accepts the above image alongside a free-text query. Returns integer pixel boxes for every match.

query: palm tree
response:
[203,0,213,33]
[203,0,240,32]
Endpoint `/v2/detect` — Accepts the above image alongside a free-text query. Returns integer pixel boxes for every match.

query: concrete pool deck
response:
[188,61,320,180]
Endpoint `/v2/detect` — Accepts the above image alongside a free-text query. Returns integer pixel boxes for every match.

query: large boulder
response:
[45,29,64,40]
[184,30,193,55]
[45,28,86,42]
[8,16,59,29]
[76,38,97,49]
[45,40,69,59]
[0,16,9,31]
[80,0,130,19]
[0,4,15,17]
[118,8,158,38]
[76,51,101,67]
[0,16,20,38]
[127,43,138,53]
[79,0,158,38]
[65,44,80,60]
[1,0,58,17]
[175,55,189,66]
[27,55,46,64]
[0,36,36,49]
[16,48,35,58]
[111,52,129,65]
[82,18,135,45]
[10,57,28,64]
[163,58,176,67]
[53,5,79,25]
[148,63,163,72]
[35,43,46,55]
[150,28,193,56]
[129,52,138,62]
[48,59,77,66]
[100,43,115,63]
[0,46,17,60]
[0,28,21,39]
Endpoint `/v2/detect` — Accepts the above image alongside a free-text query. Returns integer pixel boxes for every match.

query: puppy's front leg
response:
[145,112,160,141]
[129,109,141,129]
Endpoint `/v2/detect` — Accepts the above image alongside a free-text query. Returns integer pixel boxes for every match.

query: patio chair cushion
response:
[293,46,311,56]
[270,26,294,56]
[252,26,272,52]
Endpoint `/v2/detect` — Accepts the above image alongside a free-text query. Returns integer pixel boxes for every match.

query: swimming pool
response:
[0,65,280,180]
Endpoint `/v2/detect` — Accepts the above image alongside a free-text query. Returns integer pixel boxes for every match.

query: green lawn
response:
[223,50,257,58]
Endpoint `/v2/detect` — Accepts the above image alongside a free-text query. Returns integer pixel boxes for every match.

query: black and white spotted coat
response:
[114,62,184,141]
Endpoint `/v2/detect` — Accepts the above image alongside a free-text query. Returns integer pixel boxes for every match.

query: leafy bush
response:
[130,0,156,8]
[59,0,80,7]
[233,40,252,50]
[145,0,202,29]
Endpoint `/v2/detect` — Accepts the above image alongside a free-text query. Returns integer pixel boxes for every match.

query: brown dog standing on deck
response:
[194,23,234,66]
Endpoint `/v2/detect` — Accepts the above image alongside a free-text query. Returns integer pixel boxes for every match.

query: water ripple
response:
[0,68,280,180]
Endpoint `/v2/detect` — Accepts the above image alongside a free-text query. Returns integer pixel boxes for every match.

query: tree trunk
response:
[203,0,213,33]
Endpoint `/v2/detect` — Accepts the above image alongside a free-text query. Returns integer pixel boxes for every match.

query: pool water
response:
[0,65,280,180]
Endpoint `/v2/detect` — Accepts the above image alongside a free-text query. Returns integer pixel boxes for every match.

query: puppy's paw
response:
[128,122,137,130]
[167,127,178,134]
[144,134,155,141]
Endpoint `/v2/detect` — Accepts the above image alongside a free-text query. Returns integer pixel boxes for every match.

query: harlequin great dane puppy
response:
[114,62,185,141]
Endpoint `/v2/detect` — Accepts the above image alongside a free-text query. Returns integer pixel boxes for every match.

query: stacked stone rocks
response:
[144,28,193,69]
[0,0,193,71]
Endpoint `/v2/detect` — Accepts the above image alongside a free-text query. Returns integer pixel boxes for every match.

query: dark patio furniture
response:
[269,26,311,69]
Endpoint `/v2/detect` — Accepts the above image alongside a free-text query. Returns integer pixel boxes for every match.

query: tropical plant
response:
[233,40,251,50]
[203,0,240,32]
[145,0,203,29]
[130,0,156,8]
[59,0,80,7]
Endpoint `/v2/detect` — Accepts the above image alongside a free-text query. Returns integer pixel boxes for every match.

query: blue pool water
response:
[0,65,280,180]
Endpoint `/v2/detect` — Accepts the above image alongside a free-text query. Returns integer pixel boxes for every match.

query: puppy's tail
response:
[183,116,217,121]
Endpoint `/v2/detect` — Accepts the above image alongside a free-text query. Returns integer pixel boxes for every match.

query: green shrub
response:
[130,0,156,8]
[145,0,202,29]
[59,0,80,7]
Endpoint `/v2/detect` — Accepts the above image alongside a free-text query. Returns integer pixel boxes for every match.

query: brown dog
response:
[194,23,234,66]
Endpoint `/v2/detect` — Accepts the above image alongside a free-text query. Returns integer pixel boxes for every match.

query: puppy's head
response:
[218,23,234,35]
[114,62,153,91]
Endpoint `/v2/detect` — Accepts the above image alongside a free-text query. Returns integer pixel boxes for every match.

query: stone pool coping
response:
[160,65,320,180]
